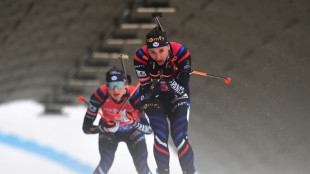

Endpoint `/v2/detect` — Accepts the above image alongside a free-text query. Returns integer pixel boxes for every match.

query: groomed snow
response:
[0,100,183,174]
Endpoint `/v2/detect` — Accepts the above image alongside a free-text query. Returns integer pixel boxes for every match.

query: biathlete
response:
[82,69,153,174]
[133,27,196,174]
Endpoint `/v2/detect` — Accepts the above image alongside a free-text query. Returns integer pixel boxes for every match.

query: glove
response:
[133,111,153,134]
[120,110,135,125]
[140,83,161,103]
[161,61,174,78]
[147,60,160,83]
[99,121,119,133]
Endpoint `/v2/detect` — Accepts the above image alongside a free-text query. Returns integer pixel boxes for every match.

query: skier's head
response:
[146,27,170,65]
[105,70,127,101]
[146,27,168,49]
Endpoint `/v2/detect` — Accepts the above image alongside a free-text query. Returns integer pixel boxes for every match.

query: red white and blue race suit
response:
[82,85,152,174]
[134,42,195,173]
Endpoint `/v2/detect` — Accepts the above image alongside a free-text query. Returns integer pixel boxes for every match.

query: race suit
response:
[82,85,152,174]
[134,42,195,173]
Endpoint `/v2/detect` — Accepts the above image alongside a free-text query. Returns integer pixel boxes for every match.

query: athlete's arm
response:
[164,45,191,97]
[82,87,106,134]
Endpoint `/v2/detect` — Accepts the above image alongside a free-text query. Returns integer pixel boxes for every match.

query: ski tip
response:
[225,77,231,84]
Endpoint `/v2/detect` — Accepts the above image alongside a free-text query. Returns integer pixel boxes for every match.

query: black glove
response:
[147,60,160,83]
[140,83,160,104]
[161,61,174,78]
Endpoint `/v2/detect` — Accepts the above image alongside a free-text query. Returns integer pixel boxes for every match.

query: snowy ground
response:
[0,100,183,174]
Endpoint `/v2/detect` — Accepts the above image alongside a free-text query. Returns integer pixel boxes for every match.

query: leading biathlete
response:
[133,27,196,174]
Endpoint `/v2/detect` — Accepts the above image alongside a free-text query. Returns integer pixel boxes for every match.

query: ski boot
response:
[183,167,197,174]
[156,168,169,174]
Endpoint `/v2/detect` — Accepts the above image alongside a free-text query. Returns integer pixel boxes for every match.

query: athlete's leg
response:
[142,99,170,173]
[94,133,118,174]
[126,129,151,174]
[168,98,195,174]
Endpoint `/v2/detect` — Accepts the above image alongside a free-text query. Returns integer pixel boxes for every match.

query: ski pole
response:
[119,54,129,78]
[191,70,231,84]
[78,96,90,106]
[78,96,114,125]
[152,12,164,32]
[116,82,141,114]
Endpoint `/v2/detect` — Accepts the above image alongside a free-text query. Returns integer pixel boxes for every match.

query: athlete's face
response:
[148,45,170,65]
[107,81,127,101]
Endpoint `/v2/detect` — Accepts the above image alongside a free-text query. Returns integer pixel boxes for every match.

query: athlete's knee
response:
[153,127,169,145]
[171,128,187,144]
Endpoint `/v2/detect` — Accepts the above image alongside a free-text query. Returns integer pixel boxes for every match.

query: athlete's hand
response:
[99,121,119,133]
[147,60,160,83]
[120,110,135,125]
[161,61,174,78]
